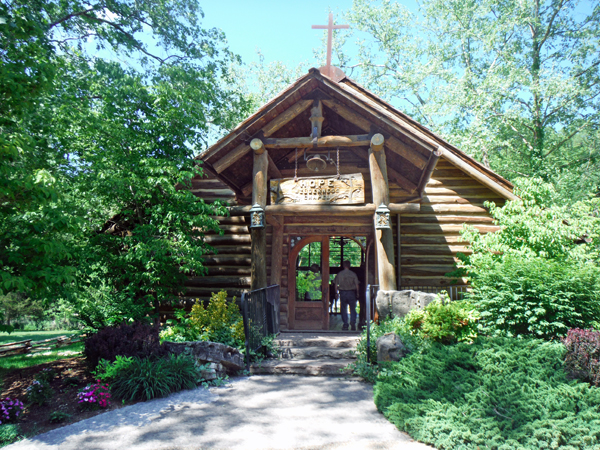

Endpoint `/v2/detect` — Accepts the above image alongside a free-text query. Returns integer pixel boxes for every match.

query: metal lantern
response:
[374,203,391,230]
[249,203,265,229]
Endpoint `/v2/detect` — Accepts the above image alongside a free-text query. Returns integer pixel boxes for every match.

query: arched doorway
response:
[288,235,369,330]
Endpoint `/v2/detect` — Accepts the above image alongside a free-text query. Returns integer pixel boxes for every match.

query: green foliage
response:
[160,291,245,349]
[26,380,53,406]
[97,354,199,402]
[404,294,478,344]
[343,0,600,201]
[459,180,600,339]
[351,316,421,383]
[0,424,21,447]
[295,272,321,300]
[1,0,252,326]
[374,338,600,450]
[49,411,71,424]
[468,255,600,338]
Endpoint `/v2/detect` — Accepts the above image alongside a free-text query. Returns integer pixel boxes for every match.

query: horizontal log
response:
[401,256,459,265]
[213,216,247,224]
[185,276,251,288]
[440,152,517,200]
[422,195,504,205]
[401,224,500,235]
[402,266,458,277]
[424,187,497,196]
[228,203,421,216]
[200,255,252,266]
[284,216,373,225]
[181,287,246,297]
[401,235,469,245]
[263,134,371,149]
[427,178,486,187]
[206,245,251,254]
[401,245,473,255]
[205,267,252,276]
[420,204,490,214]
[400,215,495,224]
[202,235,251,244]
[283,225,373,235]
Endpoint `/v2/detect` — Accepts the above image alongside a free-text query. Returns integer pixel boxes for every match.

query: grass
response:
[0,330,80,345]
[0,330,84,379]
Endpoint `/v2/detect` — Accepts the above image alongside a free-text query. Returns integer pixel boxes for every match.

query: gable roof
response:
[198,68,516,201]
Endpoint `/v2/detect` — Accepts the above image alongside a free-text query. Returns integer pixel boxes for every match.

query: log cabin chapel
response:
[188,44,516,331]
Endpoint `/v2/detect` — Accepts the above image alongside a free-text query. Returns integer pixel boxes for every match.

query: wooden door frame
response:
[287,234,368,330]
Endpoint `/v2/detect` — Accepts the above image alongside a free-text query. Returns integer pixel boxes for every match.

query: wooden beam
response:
[369,134,396,291]
[350,147,417,194]
[439,147,518,200]
[397,215,402,286]
[263,134,371,149]
[228,202,421,216]
[251,141,269,290]
[262,100,313,137]
[287,148,306,163]
[417,148,443,197]
[270,216,284,286]
[213,143,251,173]
[309,100,324,138]
[322,99,429,169]
[267,152,282,179]
[212,100,312,174]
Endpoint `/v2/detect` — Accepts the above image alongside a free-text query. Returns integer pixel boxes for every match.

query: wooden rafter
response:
[264,134,371,149]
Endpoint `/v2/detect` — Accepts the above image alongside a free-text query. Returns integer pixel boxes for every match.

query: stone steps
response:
[250,333,360,376]
[250,358,355,376]
[279,346,356,360]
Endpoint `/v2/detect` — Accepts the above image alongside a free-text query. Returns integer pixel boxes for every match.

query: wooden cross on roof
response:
[312,13,349,79]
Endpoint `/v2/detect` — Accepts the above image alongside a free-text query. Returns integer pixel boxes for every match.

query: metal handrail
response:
[365,284,379,364]
[241,284,280,371]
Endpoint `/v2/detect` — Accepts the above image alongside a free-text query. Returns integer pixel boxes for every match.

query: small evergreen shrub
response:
[467,255,600,338]
[26,380,53,406]
[160,290,245,349]
[374,338,600,450]
[563,328,600,385]
[99,354,199,401]
[84,321,166,369]
[404,293,478,344]
[0,424,20,446]
[0,398,23,424]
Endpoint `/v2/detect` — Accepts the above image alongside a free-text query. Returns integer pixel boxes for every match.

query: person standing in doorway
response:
[334,260,360,331]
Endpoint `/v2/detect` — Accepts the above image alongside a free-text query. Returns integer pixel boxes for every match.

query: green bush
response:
[96,354,199,402]
[0,424,20,447]
[404,293,478,344]
[468,255,600,338]
[374,337,600,450]
[25,380,54,406]
[160,290,244,349]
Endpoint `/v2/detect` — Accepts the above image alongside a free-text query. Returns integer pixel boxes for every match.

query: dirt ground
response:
[1,357,128,437]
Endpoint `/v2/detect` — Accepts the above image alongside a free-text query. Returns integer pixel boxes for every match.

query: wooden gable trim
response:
[340,77,514,195]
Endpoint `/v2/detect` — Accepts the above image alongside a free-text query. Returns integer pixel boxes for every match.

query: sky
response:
[201,0,363,68]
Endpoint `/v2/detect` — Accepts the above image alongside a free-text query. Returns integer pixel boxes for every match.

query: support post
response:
[250,139,268,290]
[270,216,284,286]
[368,134,397,291]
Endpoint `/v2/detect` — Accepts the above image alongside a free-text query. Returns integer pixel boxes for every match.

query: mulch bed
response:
[1,357,127,438]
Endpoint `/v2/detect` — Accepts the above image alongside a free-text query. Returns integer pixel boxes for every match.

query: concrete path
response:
[7,376,433,450]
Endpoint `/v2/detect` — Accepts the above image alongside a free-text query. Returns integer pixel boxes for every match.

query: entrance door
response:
[288,236,330,330]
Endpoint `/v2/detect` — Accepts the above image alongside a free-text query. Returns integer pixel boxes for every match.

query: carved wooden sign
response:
[270,173,365,205]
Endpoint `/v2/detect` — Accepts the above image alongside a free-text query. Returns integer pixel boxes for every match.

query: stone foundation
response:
[375,290,438,319]
[164,341,245,380]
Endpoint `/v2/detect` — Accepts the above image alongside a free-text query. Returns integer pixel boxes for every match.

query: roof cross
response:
[312,13,349,78]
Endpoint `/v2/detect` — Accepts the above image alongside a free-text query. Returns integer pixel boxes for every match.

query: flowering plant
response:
[0,398,23,424]
[77,381,111,409]
[26,380,53,405]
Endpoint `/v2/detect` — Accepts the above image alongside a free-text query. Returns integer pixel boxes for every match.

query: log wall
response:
[394,158,503,288]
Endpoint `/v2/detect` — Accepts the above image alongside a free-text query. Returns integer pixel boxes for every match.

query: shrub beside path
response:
[6,375,433,450]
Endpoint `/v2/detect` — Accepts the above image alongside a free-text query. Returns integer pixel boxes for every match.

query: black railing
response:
[365,284,379,364]
[399,285,470,301]
[241,284,280,371]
